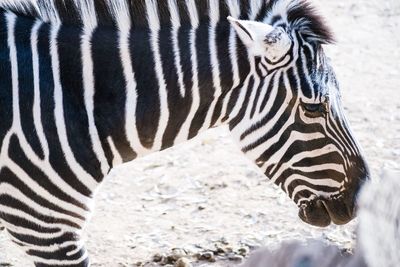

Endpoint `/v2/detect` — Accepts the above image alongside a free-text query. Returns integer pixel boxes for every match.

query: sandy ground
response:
[1,0,399,266]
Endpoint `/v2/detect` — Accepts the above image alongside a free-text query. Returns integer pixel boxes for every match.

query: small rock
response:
[225,246,234,253]
[171,248,187,259]
[153,253,165,263]
[215,245,233,254]
[196,251,216,262]
[227,253,244,262]
[238,247,249,256]
[215,247,226,255]
[166,256,178,264]
[174,258,192,267]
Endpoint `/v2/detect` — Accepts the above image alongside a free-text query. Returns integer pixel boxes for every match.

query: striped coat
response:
[0,0,369,266]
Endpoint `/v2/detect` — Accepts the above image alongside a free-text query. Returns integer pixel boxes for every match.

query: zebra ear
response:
[228,16,292,60]
[228,16,274,55]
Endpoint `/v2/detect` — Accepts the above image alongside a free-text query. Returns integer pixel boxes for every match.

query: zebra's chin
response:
[298,195,354,227]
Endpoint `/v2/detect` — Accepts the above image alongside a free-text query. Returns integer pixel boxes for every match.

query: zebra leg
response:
[4,226,89,267]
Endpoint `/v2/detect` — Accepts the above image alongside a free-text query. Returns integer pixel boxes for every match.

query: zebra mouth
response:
[298,195,354,227]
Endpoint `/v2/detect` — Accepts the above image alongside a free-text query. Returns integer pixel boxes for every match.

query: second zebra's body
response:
[0,0,369,266]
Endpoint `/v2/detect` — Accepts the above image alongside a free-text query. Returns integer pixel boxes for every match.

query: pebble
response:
[170,248,187,260]
[238,247,249,256]
[227,253,244,262]
[215,245,233,254]
[195,251,216,262]
[153,253,164,263]
[152,249,190,265]
[174,258,192,267]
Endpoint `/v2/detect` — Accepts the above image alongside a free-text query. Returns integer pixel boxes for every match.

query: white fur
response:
[37,0,60,23]
[107,0,131,32]
[185,0,199,28]
[225,0,240,18]
[249,0,264,20]
[145,0,160,32]
[79,3,110,176]
[174,0,200,143]
[265,0,292,25]
[74,0,97,31]
[107,136,123,166]
[168,0,186,98]
[31,20,50,160]
[0,0,39,16]
[145,0,170,151]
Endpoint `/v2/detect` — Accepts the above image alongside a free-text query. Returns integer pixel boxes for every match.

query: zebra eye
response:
[302,103,325,116]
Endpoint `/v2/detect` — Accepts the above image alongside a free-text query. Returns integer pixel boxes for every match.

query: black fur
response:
[287,0,335,44]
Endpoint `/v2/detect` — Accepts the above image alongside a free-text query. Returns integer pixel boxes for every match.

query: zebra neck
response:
[108,15,252,159]
[0,7,254,169]
[85,15,252,162]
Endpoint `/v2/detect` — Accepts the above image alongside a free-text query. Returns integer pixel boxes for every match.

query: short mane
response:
[0,0,334,44]
[267,0,335,44]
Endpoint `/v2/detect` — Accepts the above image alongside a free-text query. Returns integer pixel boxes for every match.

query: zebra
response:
[0,0,369,266]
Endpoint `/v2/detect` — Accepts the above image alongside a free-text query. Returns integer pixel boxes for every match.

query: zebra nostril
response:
[298,199,332,227]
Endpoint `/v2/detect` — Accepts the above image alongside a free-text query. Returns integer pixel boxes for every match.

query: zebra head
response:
[227,1,369,227]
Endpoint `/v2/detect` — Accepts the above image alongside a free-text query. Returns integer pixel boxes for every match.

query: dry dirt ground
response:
[0,0,399,266]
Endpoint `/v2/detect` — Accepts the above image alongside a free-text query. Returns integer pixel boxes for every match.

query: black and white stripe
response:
[0,0,368,266]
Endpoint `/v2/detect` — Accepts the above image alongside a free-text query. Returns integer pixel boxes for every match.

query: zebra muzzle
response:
[321,194,355,225]
[298,194,355,227]
[298,199,331,227]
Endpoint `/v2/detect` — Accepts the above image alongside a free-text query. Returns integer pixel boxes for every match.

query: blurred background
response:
[0,0,399,266]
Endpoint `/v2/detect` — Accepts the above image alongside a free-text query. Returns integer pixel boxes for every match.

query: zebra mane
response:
[0,0,194,26]
[0,0,139,26]
[268,0,335,44]
[0,0,334,44]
